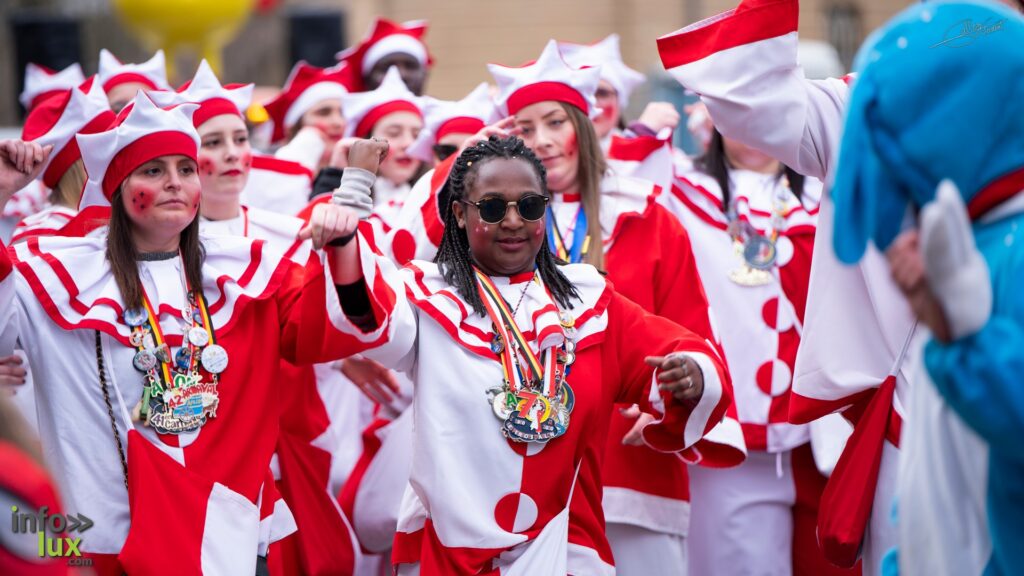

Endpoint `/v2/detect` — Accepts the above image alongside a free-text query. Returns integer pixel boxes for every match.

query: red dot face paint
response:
[198,157,215,177]
[129,187,153,214]
[241,152,252,170]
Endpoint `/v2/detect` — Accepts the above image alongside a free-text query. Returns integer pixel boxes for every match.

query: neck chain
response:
[511,279,532,316]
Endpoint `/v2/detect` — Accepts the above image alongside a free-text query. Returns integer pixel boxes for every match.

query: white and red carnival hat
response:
[97,49,171,93]
[149,59,253,127]
[262,61,353,144]
[337,17,432,90]
[407,82,500,161]
[77,92,199,211]
[488,39,602,118]
[21,78,116,189]
[558,34,645,108]
[340,66,425,138]
[20,62,86,111]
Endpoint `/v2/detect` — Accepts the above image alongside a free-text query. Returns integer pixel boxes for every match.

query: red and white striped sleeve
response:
[656,0,851,181]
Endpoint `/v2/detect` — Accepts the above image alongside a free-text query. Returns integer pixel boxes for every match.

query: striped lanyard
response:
[546,205,589,263]
[474,268,560,399]
[128,262,218,421]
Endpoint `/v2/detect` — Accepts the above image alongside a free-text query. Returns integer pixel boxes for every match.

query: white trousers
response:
[606,522,687,576]
[687,450,796,576]
[862,441,899,576]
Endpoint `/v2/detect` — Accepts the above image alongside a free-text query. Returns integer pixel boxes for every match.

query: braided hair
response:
[434,135,581,317]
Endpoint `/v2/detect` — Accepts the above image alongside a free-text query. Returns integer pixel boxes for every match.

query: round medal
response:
[123,308,148,327]
[558,311,575,328]
[743,235,777,270]
[201,344,229,374]
[133,349,157,372]
[174,347,192,371]
[129,330,146,348]
[188,327,210,347]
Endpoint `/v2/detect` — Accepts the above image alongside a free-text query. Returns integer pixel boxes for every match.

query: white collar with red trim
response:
[402,260,612,357]
[12,205,79,243]
[676,168,822,234]
[200,205,309,263]
[11,230,298,346]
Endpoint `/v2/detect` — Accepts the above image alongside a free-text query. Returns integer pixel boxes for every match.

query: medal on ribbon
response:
[727,175,794,286]
[475,268,576,444]
[125,275,225,435]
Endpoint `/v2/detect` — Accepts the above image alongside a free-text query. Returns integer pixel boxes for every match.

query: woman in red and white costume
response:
[332,133,730,574]
[489,40,740,575]
[250,61,353,215]
[0,94,391,575]
[153,60,375,575]
[333,82,499,576]
[97,48,171,113]
[12,79,115,244]
[655,0,916,573]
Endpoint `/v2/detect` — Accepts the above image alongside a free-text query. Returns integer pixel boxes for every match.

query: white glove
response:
[920,179,992,340]
[332,167,375,220]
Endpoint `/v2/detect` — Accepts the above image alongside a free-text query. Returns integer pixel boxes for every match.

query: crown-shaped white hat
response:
[150,60,254,127]
[20,63,86,110]
[336,17,433,89]
[341,66,425,138]
[407,83,500,161]
[97,49,171,93]
[488,39,602,118]
[77,92,199,211]
[21,79,115,188]
[558,34,645,108]
[263,61,353,143]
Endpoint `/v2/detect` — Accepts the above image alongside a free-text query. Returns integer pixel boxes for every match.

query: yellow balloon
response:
[111,0,254,81]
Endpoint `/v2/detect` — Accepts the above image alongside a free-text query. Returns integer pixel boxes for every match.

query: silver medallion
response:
[187,326,210,347]
[201,344,229,374]
[133,349,157,372]
[123,307,148,327]
[743,235,777,270]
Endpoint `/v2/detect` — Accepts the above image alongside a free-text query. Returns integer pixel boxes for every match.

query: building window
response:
[827,4,863,71]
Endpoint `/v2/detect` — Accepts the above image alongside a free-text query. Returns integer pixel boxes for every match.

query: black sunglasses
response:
[460,194,549,224]
[433,143,459,161]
